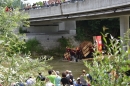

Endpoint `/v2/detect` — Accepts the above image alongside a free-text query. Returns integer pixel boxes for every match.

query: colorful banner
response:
[93,36,102,52]
[96,36,102,52]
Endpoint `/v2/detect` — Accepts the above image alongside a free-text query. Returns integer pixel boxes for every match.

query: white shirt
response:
[45,82,54,86]
[26,78,35,86]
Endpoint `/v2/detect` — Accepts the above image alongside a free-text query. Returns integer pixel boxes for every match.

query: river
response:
[47,58,88,79]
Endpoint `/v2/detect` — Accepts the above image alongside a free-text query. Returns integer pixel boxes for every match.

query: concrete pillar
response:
[59,21,76,35]
[59,22,65,31]
[120,16,129,59]
[65,20,76,35]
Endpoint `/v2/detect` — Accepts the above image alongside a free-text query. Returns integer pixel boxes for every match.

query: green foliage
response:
[76,18,120,41]
[0,0,50,85]
[0,0,23,8]
[57,37,72,48]
[84,30,130,86]
[23,38,43,54]
[0,0,13,7]
[0,32,26,56]
[19,26,29,34]
[12,0,21,8]
[75,27,89,42]
[36,1,43,6]
[0,54,51,86]
[0,3,28,56]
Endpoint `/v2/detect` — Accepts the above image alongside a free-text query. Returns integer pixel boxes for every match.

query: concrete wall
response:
[26,33,79,50]
[24,26,59,33]
[26,0,130,18]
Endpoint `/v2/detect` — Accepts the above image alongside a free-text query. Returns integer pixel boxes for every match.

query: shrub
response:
[19,26,29,34]
[57,36,72,48]
[75,27,86,42]
[0,1,51,85]
[84,31,130,86]
[23,38,43,54]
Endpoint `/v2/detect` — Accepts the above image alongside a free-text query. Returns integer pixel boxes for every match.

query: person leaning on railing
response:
[25,4,31,10]
[32,3,37,9]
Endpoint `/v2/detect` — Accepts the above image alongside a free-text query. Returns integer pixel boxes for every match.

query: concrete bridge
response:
[24,0,130,39]
[20,0,130,56]
[27,0,130,21]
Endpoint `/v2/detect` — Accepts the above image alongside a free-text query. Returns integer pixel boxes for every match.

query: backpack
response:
[41,75,45,81]
[37,75,45,81]
[86,74,92,82]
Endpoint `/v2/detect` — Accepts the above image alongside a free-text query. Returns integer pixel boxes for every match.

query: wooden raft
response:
[80,41,93,57]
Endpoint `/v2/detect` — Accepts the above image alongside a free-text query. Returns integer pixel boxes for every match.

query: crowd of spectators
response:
[24,0,84,10]
[2,69,92,86]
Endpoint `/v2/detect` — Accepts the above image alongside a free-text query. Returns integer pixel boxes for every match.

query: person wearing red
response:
[76,47,82,60]
[5,6,10,12]
[65,47,71,61]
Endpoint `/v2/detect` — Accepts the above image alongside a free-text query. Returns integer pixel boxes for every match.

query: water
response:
[47,58,87,79]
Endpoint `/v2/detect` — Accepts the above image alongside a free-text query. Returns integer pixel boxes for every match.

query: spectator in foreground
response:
[74,77,82,86]
[36,72,45,81]
[45,77,54,86]
[68,71,74,85]
[61,72,69,86]
[55,71,61,86]
[80,70,88,86]
[46,70,56,84]
[26,77,35,86]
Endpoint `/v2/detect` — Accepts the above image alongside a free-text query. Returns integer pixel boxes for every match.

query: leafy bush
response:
[75,27,86,41]
[23,38,43,54]
[75,27,92,42]
[19,26,29,34]
[0,1,51,85]
[0,54,51,86]
[84,31,130,86]
[57,37,72,48]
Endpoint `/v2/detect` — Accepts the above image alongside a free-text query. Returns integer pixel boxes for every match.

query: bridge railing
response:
[20,0,84,11]
[25,0,130,19]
